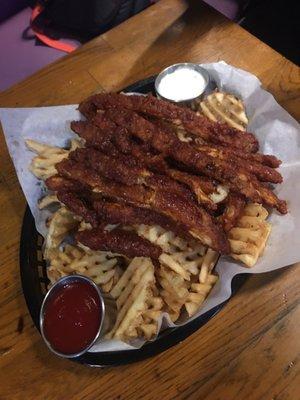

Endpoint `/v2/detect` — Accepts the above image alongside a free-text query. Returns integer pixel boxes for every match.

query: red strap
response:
[31,5,77,53]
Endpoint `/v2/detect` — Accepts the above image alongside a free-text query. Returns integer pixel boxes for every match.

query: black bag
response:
[33,0,151,41]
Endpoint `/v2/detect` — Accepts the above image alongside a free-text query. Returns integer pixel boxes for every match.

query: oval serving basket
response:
[19,76,247,367]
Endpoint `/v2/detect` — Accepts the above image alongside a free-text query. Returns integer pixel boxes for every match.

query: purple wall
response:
[0,0,30,23]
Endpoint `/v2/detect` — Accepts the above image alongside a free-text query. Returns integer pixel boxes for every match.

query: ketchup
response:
[43,281,101,355]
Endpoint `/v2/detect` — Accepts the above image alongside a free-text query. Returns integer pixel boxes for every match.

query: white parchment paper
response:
[1,61,300,353]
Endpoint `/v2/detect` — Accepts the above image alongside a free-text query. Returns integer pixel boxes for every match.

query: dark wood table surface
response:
[0,1,299,399]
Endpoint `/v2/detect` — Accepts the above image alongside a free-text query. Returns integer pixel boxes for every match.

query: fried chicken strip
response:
[55,161,149,205]
[92,198,192,239]
[194,142,281,168]
[89,109,286,213]
[110,133,219,209]
[56,191,99,227]
[218,193,246,232]
[79,93,259,152]
[45,175,88,192]
[72,120,217,209]
[154,118,281,168]
[76,227,162,259]
[45,175,89,193]
[71,120,120,157]
[195,144,282,183]
[54,184,192,239]
[149,116,282,183]
[69,147,195,204]
[107,131,223,201]
[53,159,230,253]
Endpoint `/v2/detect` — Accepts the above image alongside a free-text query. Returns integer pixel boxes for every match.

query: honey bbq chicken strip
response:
[194,144,282,184]
[45,175,88,192]
[68,147,195,204]
[47,167,149,206]
[218,193,246,232]
[56,191,99,227]
[152,116,281,169]
[70,120,120,157]
[79,93,259,153]
[83,109,286,213]
[150,118,282,183]
[92,198,193,239]
[51,159,230,253]
[109,133,219,209]
[46,175,86,192]
[54,187,192,240]
[71,120,217,210]
[91,124,224,204]
[76,227,162,259]
[193,142,281,168]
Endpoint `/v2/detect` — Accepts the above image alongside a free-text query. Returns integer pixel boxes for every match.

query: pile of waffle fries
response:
[26,90,273,343]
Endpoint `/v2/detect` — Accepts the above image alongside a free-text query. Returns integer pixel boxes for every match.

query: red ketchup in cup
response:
[42,278,102,356]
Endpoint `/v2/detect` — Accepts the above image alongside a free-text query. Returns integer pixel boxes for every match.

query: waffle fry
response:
[209,184,229,204]
[138,288,164,339]
[157,265,189,322]
[26,139,69,179]
[44,206,79,259]
[157,248,219,322]
[135,224,218,321]
[185,274,218,317]
[229,203,271,267]
[199,91,248,131]
[199,248,219,283]
[47,244,83,284]
[78,220,93,231]
[47,244,121,290]
[136,224,206,279]
[38,194,59,209]
[176,125,193,143]
[26,138,82,180]
[107,257,163,341]
[101,265,123,293]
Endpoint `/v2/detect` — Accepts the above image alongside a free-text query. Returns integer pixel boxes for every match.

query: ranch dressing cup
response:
[155,63,210,107]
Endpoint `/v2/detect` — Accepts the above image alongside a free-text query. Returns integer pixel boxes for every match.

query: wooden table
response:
[0,1,299,399]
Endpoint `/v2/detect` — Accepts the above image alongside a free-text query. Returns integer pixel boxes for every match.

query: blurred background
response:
[0,0,298,92]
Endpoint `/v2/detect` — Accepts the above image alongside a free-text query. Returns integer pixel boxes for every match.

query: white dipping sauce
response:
[158,68,206,101]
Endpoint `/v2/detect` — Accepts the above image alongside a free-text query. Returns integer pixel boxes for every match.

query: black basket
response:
[19,77,247,367]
